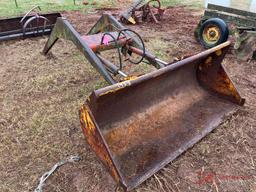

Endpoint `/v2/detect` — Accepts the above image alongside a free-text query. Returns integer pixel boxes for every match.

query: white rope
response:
[34,155,81,192]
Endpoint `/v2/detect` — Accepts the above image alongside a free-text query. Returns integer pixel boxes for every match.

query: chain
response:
[34,155,81,192]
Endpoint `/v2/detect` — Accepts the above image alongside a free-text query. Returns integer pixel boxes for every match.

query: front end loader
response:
[44,14,245,191]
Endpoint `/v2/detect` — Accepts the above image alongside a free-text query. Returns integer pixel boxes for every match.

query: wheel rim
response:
[202,24,221,45]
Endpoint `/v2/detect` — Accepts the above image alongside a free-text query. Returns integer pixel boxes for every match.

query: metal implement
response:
[34,155,81,192]
[43,14,165,84]
[234,29,256,60]
[80,41,245,191]
[203,3,256,28]
[195,3,256,60]
[120,0,165,24]
[0,6,61,42]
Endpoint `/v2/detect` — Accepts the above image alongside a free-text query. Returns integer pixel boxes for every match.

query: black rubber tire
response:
[199,18,229,49]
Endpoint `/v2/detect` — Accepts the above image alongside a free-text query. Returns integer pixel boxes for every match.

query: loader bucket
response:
[0,12,61,42]
[79,41,244,191]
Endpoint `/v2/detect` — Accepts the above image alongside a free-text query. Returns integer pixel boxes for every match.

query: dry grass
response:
[0,38,103,191]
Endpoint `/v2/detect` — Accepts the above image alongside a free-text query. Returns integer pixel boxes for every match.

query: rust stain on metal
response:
[104,87,207,157]
[121,76,138,81]
[215,49,222,56]
[205,56,213,66]
[198,52,245,105]
[79,105,120,183]
[98,81,132,97]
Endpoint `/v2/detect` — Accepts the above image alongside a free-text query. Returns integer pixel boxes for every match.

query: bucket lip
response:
[94,41,231,98]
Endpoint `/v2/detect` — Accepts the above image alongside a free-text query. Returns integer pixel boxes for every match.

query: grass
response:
[0,0,205,18]
[161,0,203,8]
[1,0,255,18]
[0,0,118,17]
[0,0,79,17]
[147,37,174,60]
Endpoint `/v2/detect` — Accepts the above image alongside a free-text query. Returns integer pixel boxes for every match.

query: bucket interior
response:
[88,59,237,188]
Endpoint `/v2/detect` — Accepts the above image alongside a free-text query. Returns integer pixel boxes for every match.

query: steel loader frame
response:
[43,14,166,84]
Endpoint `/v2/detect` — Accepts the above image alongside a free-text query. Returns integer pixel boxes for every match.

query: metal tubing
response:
[128,46,165,68]
[97,54,127,77]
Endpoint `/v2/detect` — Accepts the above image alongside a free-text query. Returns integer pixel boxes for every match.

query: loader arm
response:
[43,14,165,84]
[43,17,116,84]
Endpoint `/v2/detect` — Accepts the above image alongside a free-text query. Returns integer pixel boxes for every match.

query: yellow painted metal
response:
[202,25,221,45]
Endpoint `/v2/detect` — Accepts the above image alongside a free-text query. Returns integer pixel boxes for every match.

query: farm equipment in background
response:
[120,0,165,24]
[0,6,61,42]
[44,14,244,191]
[195,3,256,61]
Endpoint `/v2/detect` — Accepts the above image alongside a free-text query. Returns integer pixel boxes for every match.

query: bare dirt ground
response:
[0,6,255,192]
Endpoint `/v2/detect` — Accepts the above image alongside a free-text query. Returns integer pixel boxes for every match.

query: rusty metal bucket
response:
[79,41,244,191]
